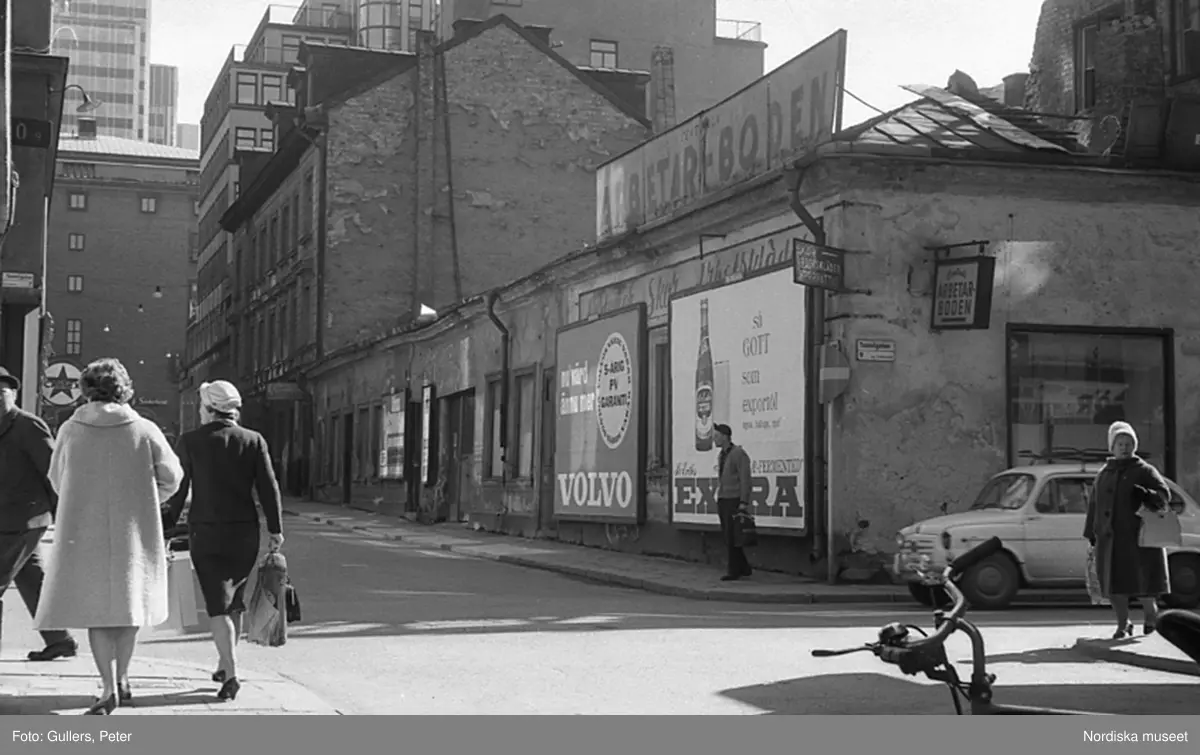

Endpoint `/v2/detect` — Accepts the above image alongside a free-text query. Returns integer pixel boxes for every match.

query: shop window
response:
[1074,23,1098,110]
[513,371,536,479]
[1176,1,1200,79]
[1007,326,1172,475]
[485,375,504,479]
[371,403,383,479]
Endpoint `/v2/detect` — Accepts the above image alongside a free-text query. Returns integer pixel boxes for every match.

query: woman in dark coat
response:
[162,380,284,703]
[1083,421,1171,639]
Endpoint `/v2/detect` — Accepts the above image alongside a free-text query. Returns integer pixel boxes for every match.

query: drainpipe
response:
[485,291,509,482]
[786,165,831,580]
[315,132,329,360]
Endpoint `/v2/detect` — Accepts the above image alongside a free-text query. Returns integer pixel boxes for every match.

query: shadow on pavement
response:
[0,688,216,716]
[982,645,1113,665]
[720,672,1200,715]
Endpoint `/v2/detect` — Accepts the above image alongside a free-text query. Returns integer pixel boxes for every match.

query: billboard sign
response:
[595,29,847,242]
[553,305,646,523]
[669,266,807,532]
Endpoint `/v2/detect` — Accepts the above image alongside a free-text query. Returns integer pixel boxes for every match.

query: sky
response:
[151,0,1046,129]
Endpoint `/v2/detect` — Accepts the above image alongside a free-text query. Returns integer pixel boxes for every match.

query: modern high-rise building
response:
[296,1,439,51]
[148,63,178,146]
[437,0,765,122]
[49,0,152,139]
[176,123,200,151]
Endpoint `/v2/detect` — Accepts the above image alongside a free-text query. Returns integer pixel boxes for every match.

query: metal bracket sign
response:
[11,118,53,150]
[792,238,845,292]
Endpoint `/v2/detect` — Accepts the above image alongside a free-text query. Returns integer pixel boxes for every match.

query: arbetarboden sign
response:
[553,305,647,523]
[594,29,847,242]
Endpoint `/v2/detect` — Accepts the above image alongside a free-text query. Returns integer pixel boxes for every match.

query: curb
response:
[283,508,1102,607]
[1072,639,1200,678]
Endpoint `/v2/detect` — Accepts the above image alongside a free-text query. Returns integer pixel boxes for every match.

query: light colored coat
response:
[35,402,183,630]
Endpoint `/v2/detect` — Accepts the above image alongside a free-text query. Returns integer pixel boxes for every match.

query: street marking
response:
[554,615,623,625]
[416,550,469,559]
[406,619,531,631]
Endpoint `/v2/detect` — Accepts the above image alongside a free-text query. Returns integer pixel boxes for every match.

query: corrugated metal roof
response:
[56,134,200,163]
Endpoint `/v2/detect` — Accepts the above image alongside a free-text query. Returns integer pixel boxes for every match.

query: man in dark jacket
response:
[0,367,77,660]
[713,423,754,582]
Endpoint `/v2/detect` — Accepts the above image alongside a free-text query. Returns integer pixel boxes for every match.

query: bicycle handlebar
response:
[810,536,1004,660]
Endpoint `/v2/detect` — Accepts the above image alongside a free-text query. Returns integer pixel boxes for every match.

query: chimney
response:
[524,25,552,47]
[1002,72,1029,108]
[77,117,98,140]
[649,46,677,133]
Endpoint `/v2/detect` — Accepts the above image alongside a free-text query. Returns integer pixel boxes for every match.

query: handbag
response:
[284,579,301,624]
[733,510,758,548]
[1085,544,1109,606]
[1137,505,1183,548]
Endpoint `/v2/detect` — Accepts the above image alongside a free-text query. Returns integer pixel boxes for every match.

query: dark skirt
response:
[189,522,261,617]
[1106,495,1171,598]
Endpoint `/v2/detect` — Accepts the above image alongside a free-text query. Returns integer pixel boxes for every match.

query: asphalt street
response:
[4,515,1198,715]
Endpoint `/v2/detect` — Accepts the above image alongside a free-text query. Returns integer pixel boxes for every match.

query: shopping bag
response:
[157,552,207,631]
[245,552,289,647]
[284,579,301,624]
[733,510,758,548]
[1138,506,1183,548]
[1085,544,1109,607]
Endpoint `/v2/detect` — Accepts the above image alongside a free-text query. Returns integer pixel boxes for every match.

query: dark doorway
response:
[539,367,556,531]
[441,390,475,523]
[341,411,354,504]
[404,399,421,514]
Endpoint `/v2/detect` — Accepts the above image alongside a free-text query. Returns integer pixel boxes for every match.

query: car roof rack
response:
[1018,447,1110,470]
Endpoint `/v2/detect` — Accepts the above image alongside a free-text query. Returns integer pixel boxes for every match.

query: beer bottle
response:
[695,298,714,452]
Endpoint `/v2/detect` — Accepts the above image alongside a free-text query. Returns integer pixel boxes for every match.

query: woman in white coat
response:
[35,358,183,715]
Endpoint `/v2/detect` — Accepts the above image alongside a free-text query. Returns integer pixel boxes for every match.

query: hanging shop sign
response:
[552,304,647,524]
[931,256,996,331]
[792,238,845,291]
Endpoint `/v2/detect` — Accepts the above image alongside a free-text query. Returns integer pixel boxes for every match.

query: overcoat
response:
[35,402,183,630]
[1083,455,1171,599]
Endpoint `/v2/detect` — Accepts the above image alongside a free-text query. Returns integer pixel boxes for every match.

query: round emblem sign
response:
[42,362,83,406]
[595,332,634,450]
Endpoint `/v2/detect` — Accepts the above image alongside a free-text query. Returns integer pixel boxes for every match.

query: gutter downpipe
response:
[486,291,510,484]
[786,157,832,582]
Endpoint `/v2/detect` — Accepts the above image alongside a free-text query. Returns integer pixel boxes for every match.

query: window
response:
[1008,327,1172,475]
[281,204,292,254]
[67,274,84,292]
[260,127,275,152]
[302,170,315,236]
[234,127,257,149]
[513,372,536,479]
[486,376,504,478]
[1176,0,1200,78]
[262,74,283,104]
[1075,24,1098,111]
[140,196,157,213]
[1035,478,1092,515]
[66,319,82,355]
[68,192,87,210]
[68,233,85,251]
[236,73,258,105]
[269,216,279,265]
[282,34,302,63]
[590,39,618,69]
[290,194,300,247]
[194,200,200,216]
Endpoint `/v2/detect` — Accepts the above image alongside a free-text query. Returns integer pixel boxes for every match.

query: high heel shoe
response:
[118,682,132,704]
[85,694,117,715]
[1113,622,1134,639]
[1144,622,1157,635]
[212,669,226,683]
[217,677,240,702]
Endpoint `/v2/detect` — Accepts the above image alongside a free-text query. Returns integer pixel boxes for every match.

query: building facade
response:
[182,4,355,436]
[176,122,199,151]
[439,0,766,123]
[212,17,650,497]
[1,0,69,413]
[148,63,177,145]
[297,11,1200,590]
[49,0,151,139]
[43,123,199,438]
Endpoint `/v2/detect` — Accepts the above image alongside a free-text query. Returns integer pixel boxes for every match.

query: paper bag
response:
[157,551,207,632]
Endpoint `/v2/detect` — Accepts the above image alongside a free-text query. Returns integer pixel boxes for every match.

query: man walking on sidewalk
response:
[713,423,753,582]
[0,367,78,660]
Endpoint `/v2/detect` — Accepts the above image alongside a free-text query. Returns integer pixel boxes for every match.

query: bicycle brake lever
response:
[812,645,874,657]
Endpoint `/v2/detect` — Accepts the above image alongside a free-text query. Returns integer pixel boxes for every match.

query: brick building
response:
[1026,0,1200,157]
[42,124,199,438]
[214,16,649,496]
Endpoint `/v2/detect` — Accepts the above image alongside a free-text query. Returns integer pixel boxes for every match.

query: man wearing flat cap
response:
[713,423,753,581]
[0,366,78,660]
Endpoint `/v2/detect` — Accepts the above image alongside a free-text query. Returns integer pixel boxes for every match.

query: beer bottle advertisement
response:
[668,268,808,532]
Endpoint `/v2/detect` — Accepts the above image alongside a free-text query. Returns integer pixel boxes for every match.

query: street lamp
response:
[50,84,103,114]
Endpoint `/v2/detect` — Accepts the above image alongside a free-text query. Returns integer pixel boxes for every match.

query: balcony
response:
[715,19,762,42]
[229,43,298,68]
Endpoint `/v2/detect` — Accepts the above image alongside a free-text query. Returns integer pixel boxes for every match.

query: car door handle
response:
[1026,515,1043,521]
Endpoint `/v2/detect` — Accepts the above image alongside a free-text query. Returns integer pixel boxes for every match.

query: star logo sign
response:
[43,365,79,405]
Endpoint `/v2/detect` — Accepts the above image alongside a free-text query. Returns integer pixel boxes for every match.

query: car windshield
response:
[969,473,1036,511]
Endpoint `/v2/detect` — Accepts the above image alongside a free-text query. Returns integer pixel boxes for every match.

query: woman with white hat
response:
[1084,421,1172,638]
[162,380,284,702]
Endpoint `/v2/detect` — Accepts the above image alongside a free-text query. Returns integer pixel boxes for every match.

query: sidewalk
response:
[0,653,341,715]
[1073,632,1200,679]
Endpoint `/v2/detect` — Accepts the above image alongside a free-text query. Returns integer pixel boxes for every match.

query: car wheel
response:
[959,553,1020,610]
[1162,554,1200,609]
[907,583,951,608]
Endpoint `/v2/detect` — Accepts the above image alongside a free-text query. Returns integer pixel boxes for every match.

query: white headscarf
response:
[1107,421,1138,454]
[200,380,242,413]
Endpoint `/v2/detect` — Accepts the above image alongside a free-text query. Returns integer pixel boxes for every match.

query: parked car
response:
[892,460,1200,610]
